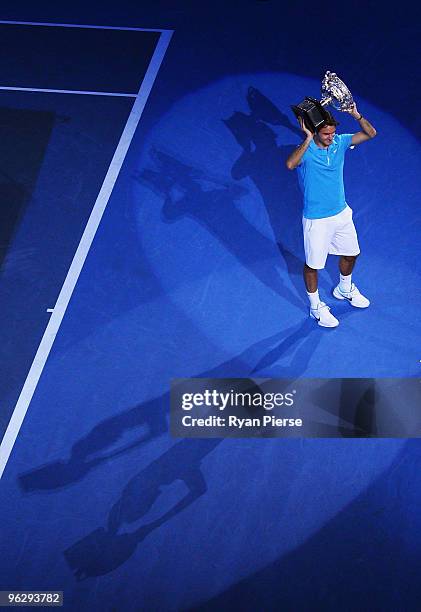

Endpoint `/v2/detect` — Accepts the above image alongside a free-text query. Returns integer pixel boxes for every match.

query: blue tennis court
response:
[0,3,420,610]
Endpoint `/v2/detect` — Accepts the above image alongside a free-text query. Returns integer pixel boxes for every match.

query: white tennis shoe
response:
[333,283,370,308]
[310,302,339,328]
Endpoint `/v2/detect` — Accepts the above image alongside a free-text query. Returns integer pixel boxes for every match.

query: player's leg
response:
[339,254,358,277]
[302,217,339,328]
[338,254,358,291]
[330,206,369,308]
[303,263,318,293]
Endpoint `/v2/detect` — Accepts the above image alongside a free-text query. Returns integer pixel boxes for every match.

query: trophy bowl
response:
[320,71,354,112]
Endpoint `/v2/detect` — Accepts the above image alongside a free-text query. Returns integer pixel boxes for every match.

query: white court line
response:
[0,86,137,97]
[0,28,173,480]
[0,19,170,33]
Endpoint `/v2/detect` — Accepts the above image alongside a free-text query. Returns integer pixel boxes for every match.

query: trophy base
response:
[291,97,331,133]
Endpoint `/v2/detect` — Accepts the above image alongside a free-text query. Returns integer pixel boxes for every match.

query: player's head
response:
[317,110,339,131]
[316,111,339,145]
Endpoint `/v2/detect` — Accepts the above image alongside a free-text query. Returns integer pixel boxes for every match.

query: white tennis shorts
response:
[302,205,360,270]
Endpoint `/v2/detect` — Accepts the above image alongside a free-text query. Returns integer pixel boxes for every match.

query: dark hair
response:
[316,111,339,132]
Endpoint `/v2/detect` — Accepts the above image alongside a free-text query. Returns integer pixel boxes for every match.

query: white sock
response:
[339,273,352,292]
[307,289,320,309]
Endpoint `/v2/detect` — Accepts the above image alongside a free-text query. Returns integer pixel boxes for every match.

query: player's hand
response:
[346,102,360,118]
[298,116,313,138]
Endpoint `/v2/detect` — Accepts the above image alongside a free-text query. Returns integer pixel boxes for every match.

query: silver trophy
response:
[320,71,354,111]
[291,70,354,132]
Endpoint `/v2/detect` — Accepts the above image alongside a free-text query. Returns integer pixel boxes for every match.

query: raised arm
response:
[347,102,377,145]
[286,117,313,170]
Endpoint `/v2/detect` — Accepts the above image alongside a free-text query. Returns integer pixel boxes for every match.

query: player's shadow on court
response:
[223,86,331,300]
[252,306,356,376]
[19,326,312,494]
[19,326,325,577]
[61,366,305,581]
[64,437,222,579]
[64,374,275,581]
[63,372,283,580]
[252,318,323,374]
[134,148,303,311]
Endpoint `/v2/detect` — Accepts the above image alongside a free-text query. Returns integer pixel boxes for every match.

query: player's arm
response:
[286,117,313,170]
[347,103,377,145]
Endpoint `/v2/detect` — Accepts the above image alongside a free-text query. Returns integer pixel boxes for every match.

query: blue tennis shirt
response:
[297,133,354,219]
